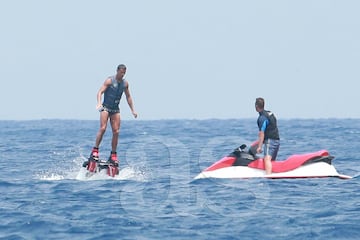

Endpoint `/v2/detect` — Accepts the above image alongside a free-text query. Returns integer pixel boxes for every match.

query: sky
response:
[1,0,359,120]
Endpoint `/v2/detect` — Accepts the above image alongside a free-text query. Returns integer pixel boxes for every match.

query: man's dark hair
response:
[255,97,265,109]
[117,64,127,70]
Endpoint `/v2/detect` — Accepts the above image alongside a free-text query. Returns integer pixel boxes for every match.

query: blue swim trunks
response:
[263,139,280,160]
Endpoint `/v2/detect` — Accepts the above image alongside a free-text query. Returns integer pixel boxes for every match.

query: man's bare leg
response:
[110,113,121,153]
[264,155,272,175]
[95,111,110,148]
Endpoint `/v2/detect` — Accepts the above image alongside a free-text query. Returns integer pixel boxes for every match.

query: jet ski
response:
[194,142,352,180]
[82,156,119,177]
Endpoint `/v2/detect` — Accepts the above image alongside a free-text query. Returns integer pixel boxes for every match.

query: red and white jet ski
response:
[194,143,352,180]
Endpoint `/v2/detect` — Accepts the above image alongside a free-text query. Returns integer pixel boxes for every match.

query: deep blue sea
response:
[0,119,359,240]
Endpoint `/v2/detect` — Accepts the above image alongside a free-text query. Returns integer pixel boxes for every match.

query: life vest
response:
[257,110,280,140]
[102,75,127,110]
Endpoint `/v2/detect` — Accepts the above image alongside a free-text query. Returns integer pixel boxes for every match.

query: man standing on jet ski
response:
[255,97,280,175]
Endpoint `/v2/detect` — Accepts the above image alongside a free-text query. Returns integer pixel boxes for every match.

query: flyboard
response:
[80,155,119,179]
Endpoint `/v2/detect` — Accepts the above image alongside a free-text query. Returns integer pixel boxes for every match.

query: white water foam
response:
[37,155,149,182]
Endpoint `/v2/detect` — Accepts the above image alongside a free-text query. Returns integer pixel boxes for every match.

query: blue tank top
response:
[102,75,127,110]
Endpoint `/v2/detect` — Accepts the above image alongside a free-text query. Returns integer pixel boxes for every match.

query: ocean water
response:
[0,119,359,240]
